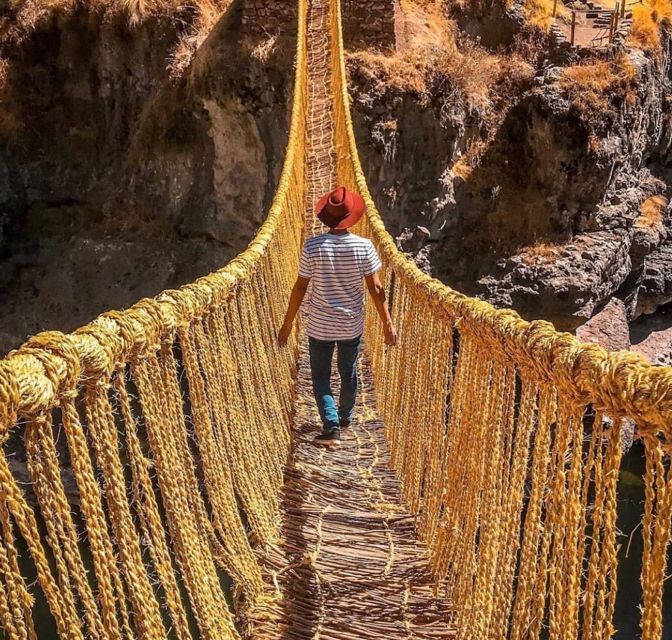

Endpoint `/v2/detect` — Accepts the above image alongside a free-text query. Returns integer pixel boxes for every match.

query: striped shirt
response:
[299,232,382,341]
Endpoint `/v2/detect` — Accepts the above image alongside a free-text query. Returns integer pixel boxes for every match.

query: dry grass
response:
[0,57,7,91]
[628,0,672,51]
[559,56,635,92]
[251,34,280,64]
[349,1,533,117]
[452,158,473,180]
[168,0,232,77]
[557,54,637,117]
[451,139,488,180]
[524,0,567,31]
[0,0,234,77]
[635,194,668,227]
[519,241,562,265]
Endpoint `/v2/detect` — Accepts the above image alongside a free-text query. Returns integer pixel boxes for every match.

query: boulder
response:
[477,229,632,331]
[576,297,631,351]
[636,237,672,316]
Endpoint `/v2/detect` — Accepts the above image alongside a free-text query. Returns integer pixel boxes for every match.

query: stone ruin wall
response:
[242,0,400,50]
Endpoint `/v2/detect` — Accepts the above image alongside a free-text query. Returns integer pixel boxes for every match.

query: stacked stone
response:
[241,0,298,36]
[241,0,399,50]
[342,0,398,50]
[612,15,633,47]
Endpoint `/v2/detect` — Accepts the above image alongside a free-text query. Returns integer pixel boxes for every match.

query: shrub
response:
[635,194,668,228]
[524,0,565,31]
[519,241,562,265]
[557,54,636,119]
[630,4,662,49]
[628,0,672,51]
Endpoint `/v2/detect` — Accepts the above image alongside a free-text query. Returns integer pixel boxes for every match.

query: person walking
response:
[278,186,397,446]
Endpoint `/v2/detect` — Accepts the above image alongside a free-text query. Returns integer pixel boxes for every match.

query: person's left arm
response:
[278,276,310,346]
[363,240,396,346]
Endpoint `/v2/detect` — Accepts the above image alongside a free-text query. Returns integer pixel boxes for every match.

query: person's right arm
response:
[365,272,397,346]
[278,240,313,347]
[278,276,310,346]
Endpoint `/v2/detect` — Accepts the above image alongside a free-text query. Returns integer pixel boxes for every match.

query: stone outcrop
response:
[450,0,527,48]
[631,306,672,364]
[477,230,634,329]
[472,48,672,330]
[576,297,631,351]
[638,240,672,315]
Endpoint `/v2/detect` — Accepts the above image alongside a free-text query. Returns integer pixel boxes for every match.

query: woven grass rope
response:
[0,0,670,638]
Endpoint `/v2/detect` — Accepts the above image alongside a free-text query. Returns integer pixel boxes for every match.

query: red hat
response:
[316,186,366,230]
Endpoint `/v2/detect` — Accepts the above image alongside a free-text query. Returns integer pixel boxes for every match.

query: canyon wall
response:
[0,5,293,354]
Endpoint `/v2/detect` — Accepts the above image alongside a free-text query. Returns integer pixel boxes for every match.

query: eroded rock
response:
[478,229,632,330]
[576,297,631,351]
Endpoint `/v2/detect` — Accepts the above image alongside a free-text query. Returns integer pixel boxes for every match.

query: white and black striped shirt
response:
[299,232,382,341]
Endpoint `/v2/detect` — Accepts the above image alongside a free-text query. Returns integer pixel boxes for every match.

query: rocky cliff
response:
[350,12,672,332]
[0,3,292,354]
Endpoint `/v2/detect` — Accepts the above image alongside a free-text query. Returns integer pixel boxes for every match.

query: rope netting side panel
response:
[0,2,308,638]
[329,0,672,638]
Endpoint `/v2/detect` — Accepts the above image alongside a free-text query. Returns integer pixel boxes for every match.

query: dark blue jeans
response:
[308,335,362,431]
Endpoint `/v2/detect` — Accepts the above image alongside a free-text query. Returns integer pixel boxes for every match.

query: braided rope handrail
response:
[0,5,310,639]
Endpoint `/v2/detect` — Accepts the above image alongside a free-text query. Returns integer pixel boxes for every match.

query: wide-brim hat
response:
[316,186,366,230]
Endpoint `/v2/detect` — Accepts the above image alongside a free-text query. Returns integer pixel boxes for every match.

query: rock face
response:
[342,0,401,50]
[468,47,672,330]
[348,61,475,243]
[0,6,293,355]
[638,243,672,313]
[350,33,672,331]
[451,0,526,48]
[478,230,634,328]
[576,297,631,351]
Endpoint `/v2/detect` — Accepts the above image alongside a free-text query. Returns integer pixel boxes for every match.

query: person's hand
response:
[384,322,397,346]
[278,321,292,346]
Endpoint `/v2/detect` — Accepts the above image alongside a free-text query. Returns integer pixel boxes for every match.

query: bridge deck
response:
[243,1,454,635]
[243,340,456,639]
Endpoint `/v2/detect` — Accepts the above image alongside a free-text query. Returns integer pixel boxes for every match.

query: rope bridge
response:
[0,0,671,638]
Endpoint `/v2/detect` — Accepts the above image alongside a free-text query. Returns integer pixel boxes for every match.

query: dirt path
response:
[556,4,614,48]
[555,0,640,47]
